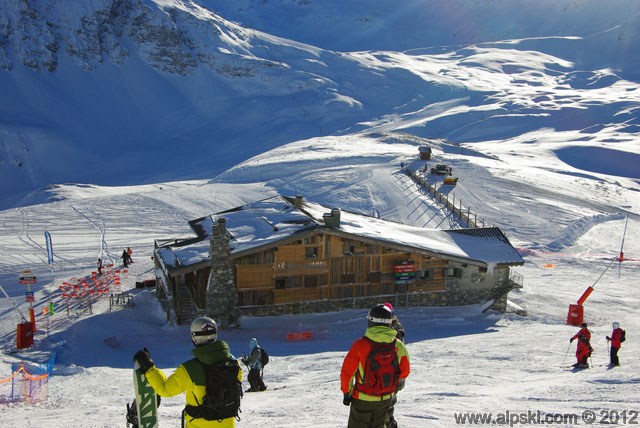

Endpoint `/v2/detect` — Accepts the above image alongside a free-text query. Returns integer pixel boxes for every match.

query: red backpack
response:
[356,337,400,396]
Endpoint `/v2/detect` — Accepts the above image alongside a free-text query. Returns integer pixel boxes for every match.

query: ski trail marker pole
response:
[618,215,628,278]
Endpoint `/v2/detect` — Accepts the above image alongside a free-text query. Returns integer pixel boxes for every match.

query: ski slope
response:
[0,132,638,427]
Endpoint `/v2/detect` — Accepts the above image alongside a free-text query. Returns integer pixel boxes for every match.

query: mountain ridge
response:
[1,0,639,208]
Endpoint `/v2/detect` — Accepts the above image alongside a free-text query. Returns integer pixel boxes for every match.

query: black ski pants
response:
[610,346,620,366]
[248,368,266,391]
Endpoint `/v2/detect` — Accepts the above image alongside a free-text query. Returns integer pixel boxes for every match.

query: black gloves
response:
[343,393,351,406]
[134,348,155,373]
[569,338,574,343]
[606,336,611,341]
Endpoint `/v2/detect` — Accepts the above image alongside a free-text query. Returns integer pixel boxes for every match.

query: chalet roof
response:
[155,195,523,273]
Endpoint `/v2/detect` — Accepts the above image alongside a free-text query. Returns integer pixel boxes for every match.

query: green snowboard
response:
[133,360,159,428]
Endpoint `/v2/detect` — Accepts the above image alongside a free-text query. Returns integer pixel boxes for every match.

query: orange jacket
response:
[341,325,410,401]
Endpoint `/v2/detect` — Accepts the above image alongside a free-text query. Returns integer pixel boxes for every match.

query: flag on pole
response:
[45,231,54,264]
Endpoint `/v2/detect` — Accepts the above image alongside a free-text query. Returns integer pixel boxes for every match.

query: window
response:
[238,290,272,306]
[264,250,275,264]
[340,273,355,284]
[367,271,382,283]
[303,236,317,245]
[304,275,318,288]
[446,268,463,278]
[275,277,302,289]
[305,246,319,259]
[237,253,261,265]
[417,269,434,280]
[343,243,355,255]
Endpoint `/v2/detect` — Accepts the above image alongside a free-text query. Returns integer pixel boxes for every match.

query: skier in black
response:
[242,338,267,392]
[122,249,129,267]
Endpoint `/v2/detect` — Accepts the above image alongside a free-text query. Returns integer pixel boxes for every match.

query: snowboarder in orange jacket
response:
[341,304,410,428]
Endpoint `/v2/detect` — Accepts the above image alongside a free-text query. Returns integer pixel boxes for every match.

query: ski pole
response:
[561,342,571,366]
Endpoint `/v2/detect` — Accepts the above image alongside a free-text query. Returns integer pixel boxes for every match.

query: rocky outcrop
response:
[0,0,266,75]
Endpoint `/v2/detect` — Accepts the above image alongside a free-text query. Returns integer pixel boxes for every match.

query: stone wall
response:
[239,291,448,317]
[444,262,514,310]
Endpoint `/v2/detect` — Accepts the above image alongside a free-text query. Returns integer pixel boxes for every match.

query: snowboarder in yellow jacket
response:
[134,317,242,428]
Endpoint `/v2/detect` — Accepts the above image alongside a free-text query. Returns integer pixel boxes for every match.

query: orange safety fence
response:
[0,363,49,402]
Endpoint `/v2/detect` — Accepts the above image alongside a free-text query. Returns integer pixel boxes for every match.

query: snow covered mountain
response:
[0,2,640,426]
[1,0,639,209]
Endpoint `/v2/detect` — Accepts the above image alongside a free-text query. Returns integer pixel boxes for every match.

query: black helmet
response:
[367,304,393,326]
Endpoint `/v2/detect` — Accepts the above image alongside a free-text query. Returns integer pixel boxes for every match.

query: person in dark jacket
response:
[97,258,103,275]
[121,249,129,267]
[133,317,242,428]
[570,322,592,368]
[606,322,624,367]
[242,337,267,392]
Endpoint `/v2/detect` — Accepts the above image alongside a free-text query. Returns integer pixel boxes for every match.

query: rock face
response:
[0,0,250,74]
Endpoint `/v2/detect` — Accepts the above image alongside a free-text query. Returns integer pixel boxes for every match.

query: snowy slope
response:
[1,0,639,210]
[0,132,639,426]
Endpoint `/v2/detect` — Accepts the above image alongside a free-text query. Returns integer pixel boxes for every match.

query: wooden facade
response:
[234,232,446,308]
[154,196,524,322]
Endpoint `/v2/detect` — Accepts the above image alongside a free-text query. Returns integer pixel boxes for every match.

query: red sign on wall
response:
[394,265,415,273]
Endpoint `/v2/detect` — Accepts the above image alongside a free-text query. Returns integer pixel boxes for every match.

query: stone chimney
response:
[323,208,341,229]
[206,217,238,327]
[295,194,303,209]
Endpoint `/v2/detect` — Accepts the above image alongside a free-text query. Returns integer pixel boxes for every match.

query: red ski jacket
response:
[610,328,623,348]
[572,327,591,343]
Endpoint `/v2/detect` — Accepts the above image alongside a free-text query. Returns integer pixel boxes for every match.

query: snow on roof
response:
[302,201,523,266]
[215,197,318,253]
[156,196,523,271]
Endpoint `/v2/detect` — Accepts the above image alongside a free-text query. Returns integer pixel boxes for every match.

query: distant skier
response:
[570,322,592,368]
[126,247,133,264]
[606,322,625,367]
[341,304,410,428]
[122,249,129,267]
[242,338,267,392]
[97,258,103,275]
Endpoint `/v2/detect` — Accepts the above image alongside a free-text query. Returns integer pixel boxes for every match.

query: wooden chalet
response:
[154,195,524,325]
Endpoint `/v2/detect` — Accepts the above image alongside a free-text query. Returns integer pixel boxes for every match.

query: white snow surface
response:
[0,0,639,427]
